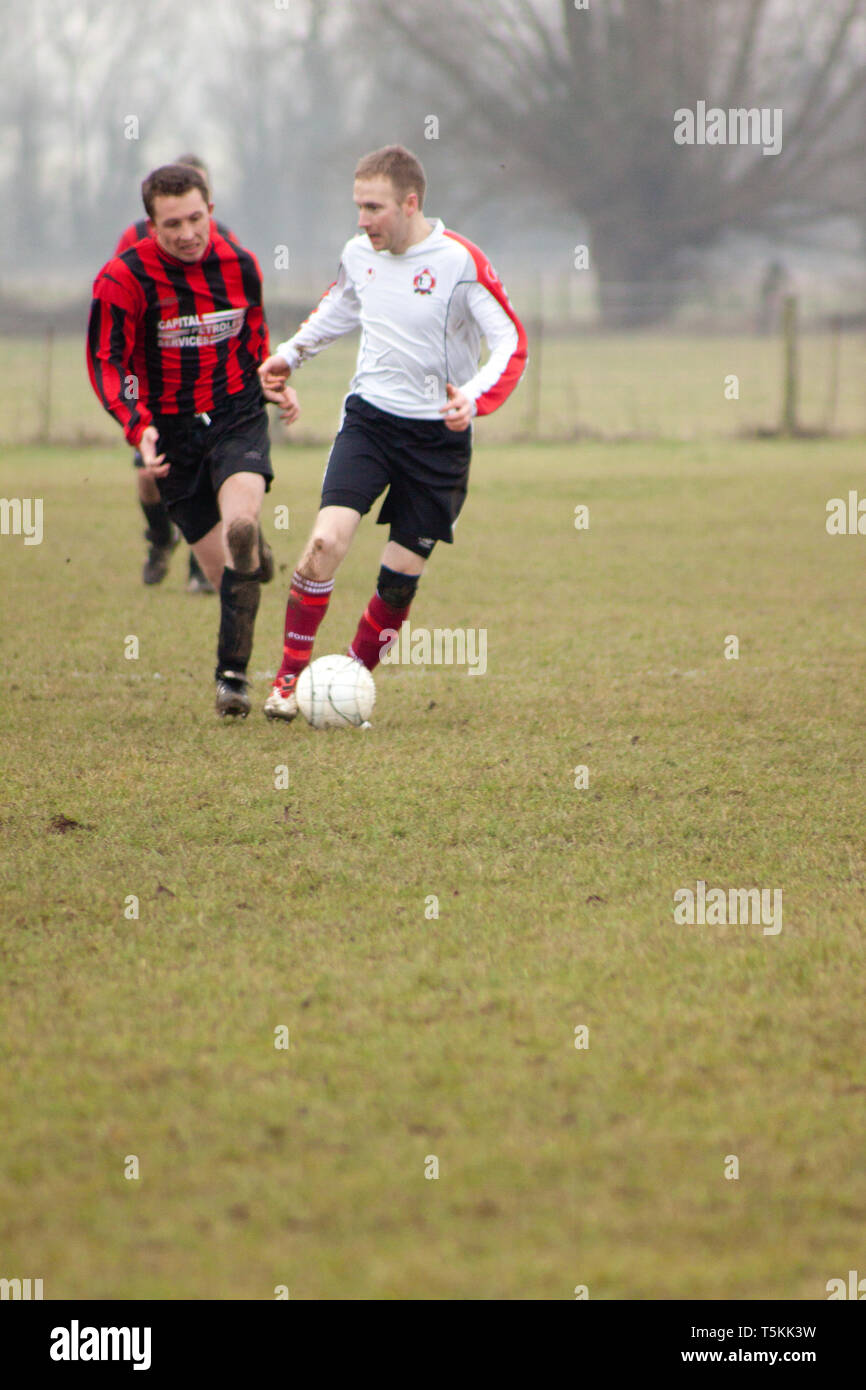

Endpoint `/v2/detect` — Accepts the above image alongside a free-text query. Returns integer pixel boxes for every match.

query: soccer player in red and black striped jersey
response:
[88,162,299,717]
[116,153,232,594]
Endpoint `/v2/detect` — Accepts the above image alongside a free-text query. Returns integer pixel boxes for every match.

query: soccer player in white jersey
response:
[259,145,527,720]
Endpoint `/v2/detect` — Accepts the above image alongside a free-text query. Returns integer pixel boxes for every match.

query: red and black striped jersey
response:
[87,228,269,446]
[115,219,150,255]
[114,217,233,256]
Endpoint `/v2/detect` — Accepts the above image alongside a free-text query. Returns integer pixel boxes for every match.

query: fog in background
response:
[1,0,865,327]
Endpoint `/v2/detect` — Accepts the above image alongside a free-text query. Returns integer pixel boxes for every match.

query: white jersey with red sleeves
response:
[275,218,527,420]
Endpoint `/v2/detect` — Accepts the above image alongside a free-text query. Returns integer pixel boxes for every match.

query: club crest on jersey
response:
[413,268,436,295]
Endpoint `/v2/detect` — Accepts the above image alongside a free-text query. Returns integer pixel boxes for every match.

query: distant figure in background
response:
[114,154,233,593]
[757,260,790,336]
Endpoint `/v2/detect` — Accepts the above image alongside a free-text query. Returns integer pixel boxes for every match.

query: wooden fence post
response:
[41,325,55,443]
[780,295,798,436]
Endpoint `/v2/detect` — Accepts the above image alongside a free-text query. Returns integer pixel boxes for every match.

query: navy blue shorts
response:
[151,383,273,544]
[320,394,472,558]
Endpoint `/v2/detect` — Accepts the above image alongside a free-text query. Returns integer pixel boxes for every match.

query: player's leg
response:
[263,505,361,721]
[199,394,276,717]
[191,520,267,595]
[189,524,225,590]
[137,457,179,585]
[348,537,427,671]
[186,548,216,594]
[347,407,472,675]
[264,395,389,722]
[143,463,212,591]
[213,470,267,717]
[298,504,361,582]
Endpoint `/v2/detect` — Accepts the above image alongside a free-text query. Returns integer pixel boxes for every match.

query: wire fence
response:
[1,278,864,447]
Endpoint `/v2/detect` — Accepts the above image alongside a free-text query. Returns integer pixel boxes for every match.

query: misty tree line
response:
[2,0,865,325]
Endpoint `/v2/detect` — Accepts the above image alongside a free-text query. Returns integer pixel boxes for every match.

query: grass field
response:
[2,430,866,1300]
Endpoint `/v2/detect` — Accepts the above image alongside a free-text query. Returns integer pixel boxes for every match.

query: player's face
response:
[149,190,213,261]
[354,177,416,254]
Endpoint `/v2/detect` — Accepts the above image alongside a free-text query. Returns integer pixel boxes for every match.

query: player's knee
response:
[310,530,345,565]
[377,565,419,609]
[226,516,257,570]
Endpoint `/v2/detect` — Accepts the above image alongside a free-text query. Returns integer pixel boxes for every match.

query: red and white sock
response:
[276,569,333,681]
[349,590,414,672]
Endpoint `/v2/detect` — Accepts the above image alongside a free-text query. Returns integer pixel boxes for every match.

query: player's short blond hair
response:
[354,145,426,209]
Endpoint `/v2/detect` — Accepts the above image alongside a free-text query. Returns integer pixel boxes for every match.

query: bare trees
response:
[0,1,188,267]
[1,0,863,310]
[206,0,359,268]
[367,0,866,322]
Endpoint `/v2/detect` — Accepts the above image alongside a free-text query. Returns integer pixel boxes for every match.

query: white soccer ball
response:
[296,655,376,730]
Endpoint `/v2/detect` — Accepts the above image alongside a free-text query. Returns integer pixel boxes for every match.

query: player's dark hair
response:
[142,164,209,219]
[354,145,426,208]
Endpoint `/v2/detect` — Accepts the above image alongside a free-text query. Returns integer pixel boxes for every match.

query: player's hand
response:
[259,355,299,422]
[440,382,474,432]
[138,425,170,477]
[269,383,301,426]
[258,354,291,396]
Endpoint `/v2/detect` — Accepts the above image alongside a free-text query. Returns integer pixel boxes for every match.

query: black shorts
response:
[151,383,273,544]
[320,394,472,557]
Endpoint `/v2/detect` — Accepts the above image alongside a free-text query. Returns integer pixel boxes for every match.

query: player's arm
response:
[259,260,361,405]
[86,264,163,458]
[86,266,141,439]
[243,250,301,425]
[244,246,271,370]
[443,280,528,429]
